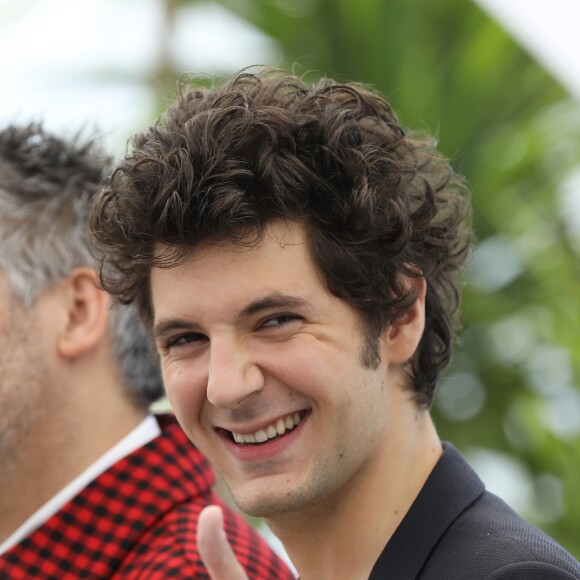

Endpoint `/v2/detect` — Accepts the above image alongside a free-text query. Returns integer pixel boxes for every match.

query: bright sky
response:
[474,0,580,99]
[0,0,276,155]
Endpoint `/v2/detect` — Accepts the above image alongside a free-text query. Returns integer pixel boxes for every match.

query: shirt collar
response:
[0,415,160,555]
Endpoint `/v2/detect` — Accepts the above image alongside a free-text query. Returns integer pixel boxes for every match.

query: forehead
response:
[150,221,325,317]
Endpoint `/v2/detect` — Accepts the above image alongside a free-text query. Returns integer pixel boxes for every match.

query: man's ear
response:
[383,277,427,366]
[57,267,110,359]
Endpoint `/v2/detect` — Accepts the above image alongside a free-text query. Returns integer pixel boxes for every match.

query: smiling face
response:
[151,220,418,518]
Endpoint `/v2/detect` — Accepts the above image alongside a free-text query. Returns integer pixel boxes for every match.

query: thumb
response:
[198,505,249,580]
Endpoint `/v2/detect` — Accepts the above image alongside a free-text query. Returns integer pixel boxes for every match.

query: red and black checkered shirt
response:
[0,415,295,579]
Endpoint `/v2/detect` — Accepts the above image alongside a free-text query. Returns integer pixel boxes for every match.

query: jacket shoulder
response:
[486,560,580,579]
[422,491,580,579]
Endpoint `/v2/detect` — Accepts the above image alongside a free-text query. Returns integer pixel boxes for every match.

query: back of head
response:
[0,123,163,407]
[92,66,473,407]
[0,123,104,303]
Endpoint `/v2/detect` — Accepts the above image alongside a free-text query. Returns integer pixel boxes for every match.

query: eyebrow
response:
[152,292,311,339]
[152,318,199,340]
[236,292,310,322]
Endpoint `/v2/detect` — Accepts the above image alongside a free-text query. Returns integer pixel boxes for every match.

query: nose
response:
[206,338,265,409]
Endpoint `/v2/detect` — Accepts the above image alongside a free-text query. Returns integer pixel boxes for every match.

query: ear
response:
[382,277,427,366]
[57,267,111,359]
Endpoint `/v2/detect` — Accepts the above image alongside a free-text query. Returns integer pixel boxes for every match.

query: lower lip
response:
[221,416,307,463]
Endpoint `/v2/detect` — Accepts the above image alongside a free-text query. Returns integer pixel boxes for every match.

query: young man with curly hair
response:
[0,123,294,580]
[91,68,580,579]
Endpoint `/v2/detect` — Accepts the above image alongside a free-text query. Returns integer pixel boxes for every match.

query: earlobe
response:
[384,277,427,365]
[57,268,110,359]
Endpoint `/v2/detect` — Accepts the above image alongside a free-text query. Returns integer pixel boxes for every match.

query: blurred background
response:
[2,0,579,559]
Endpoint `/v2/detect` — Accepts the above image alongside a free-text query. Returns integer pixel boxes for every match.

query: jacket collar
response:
[369,442,485,580]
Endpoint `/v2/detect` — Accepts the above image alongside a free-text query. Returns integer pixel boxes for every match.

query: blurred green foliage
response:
[166,0,580,557]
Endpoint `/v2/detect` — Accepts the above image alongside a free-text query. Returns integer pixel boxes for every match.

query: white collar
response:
[0,415,161,555]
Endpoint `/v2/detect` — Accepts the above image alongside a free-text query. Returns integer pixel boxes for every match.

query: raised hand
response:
[198,505,250,580]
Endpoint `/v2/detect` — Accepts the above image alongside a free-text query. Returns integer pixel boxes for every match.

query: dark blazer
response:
[370,443,580,579]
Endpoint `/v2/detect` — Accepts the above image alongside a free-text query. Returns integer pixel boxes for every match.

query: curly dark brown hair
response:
[90,66,473,407]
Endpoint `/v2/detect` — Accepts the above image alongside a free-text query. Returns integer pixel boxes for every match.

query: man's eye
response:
[261,314,301,329]
[167,332,206,348]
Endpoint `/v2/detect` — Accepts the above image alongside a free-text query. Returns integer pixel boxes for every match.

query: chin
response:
[229,479,321,519]
[230,490,282,518]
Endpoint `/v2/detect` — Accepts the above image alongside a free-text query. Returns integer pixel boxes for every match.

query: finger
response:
[197,505,249,580]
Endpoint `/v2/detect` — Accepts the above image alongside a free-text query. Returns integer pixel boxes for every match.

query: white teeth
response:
[275,419,285,435]
[255,429,268,443]
[232,412,303,445]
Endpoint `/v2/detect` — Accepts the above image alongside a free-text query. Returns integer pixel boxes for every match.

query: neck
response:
[0,361,147,545]
[268,407,442,580]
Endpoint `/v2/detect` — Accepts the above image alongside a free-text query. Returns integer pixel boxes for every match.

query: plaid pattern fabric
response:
[0,415,295,579]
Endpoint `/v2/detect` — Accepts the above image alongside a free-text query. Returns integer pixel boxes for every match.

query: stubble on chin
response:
[225,458,338,520]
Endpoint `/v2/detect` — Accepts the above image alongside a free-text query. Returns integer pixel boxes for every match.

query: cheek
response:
[263,344,325,390]
[264,344,350,404]
[161,361,207,427]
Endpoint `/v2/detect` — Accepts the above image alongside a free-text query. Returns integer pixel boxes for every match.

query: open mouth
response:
[223,411,307,446]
